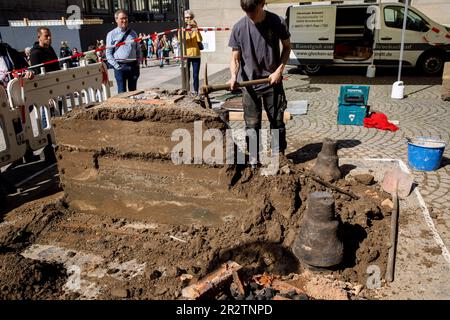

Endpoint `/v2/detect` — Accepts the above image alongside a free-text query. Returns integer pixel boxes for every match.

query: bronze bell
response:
[292,192,344,268]
[312,138,341,182]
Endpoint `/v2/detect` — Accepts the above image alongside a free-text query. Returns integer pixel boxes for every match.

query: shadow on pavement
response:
[440,156,450,170]
[0,160,61,221]
[340,164,358,178]
[288,139,362,165]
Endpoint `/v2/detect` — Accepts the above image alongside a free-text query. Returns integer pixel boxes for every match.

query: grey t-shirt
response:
[228,11,290,91]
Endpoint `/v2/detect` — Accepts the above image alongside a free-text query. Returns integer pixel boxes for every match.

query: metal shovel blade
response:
[382,168,414,199]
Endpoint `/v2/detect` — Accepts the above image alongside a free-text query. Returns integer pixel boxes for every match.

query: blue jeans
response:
[157,49,164,66]
[187,58,201,94]
[114,61,140,93]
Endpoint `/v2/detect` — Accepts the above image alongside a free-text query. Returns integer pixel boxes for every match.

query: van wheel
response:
[419,53,445,75]
[303,64,322,75]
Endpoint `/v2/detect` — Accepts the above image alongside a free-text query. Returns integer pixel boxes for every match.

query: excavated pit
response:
[53,91,248,226]
[0,90,394,300]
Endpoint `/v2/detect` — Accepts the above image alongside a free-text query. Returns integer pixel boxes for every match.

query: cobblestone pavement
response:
[209,67,450,251]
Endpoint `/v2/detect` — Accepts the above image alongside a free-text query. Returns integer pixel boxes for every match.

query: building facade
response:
[412,0,450,26]
[0,0,185,52]
[82,0,179,23]
[0,0,181,26]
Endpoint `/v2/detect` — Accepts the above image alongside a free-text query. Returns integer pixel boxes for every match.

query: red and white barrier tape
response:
[10,26,230,76]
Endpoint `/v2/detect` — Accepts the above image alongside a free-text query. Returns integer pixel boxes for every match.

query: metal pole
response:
[398,0,409,82]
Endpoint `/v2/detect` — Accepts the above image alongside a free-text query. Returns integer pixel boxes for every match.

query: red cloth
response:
[364,112,399,131]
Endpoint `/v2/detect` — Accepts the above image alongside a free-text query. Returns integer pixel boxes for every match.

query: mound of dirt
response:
[0,253,67,300]
[1,163,390,300]
[0,90,392,299]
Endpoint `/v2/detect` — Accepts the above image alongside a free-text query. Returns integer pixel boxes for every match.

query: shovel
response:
[381,168,414,282]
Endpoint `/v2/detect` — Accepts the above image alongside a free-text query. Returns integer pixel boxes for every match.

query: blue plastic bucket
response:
[408,137,447,171]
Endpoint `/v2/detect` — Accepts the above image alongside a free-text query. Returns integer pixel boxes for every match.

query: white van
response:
[286,0,450,75]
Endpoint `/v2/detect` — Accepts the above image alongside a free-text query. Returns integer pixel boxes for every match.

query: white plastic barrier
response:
[0,87,26,168]
[1,62,111,168]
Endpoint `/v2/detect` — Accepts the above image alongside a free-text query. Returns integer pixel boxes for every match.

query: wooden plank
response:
[172,95,185,103]
[222,100,244,109]
[232,271,245,296]
[181,261,242,300]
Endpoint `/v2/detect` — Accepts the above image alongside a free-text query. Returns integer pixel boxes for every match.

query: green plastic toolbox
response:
[337,104,368,126]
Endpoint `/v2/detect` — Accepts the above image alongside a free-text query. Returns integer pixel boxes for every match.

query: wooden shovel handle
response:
[205,78,271,92]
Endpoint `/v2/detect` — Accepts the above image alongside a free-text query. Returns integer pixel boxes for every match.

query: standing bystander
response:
[147,35,154,60]
[171,35,180,63]
[183,10,202,96]
[106,10,141,93]
[139,34,148,68]
[24,47,32,65]
[83,45,98,64]
[0,42,33,88]
[30,27,60,74]
[71,48,80,68]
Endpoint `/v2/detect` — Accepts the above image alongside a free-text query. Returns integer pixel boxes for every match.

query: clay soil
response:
[0,91,393,300]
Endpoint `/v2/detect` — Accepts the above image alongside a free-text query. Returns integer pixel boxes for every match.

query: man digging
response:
[227,0,292,169]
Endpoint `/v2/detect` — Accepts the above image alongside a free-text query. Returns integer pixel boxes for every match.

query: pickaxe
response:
[201,63,270,109]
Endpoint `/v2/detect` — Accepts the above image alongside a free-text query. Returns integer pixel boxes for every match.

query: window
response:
[147,0,160,13]
[133,0,146,11]
[90,0,109,10]
[114,0,130,11]
[384,6,428,32]
[161,0,175,13]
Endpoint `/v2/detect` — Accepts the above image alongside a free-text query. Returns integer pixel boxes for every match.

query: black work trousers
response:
[242,83,287,163]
